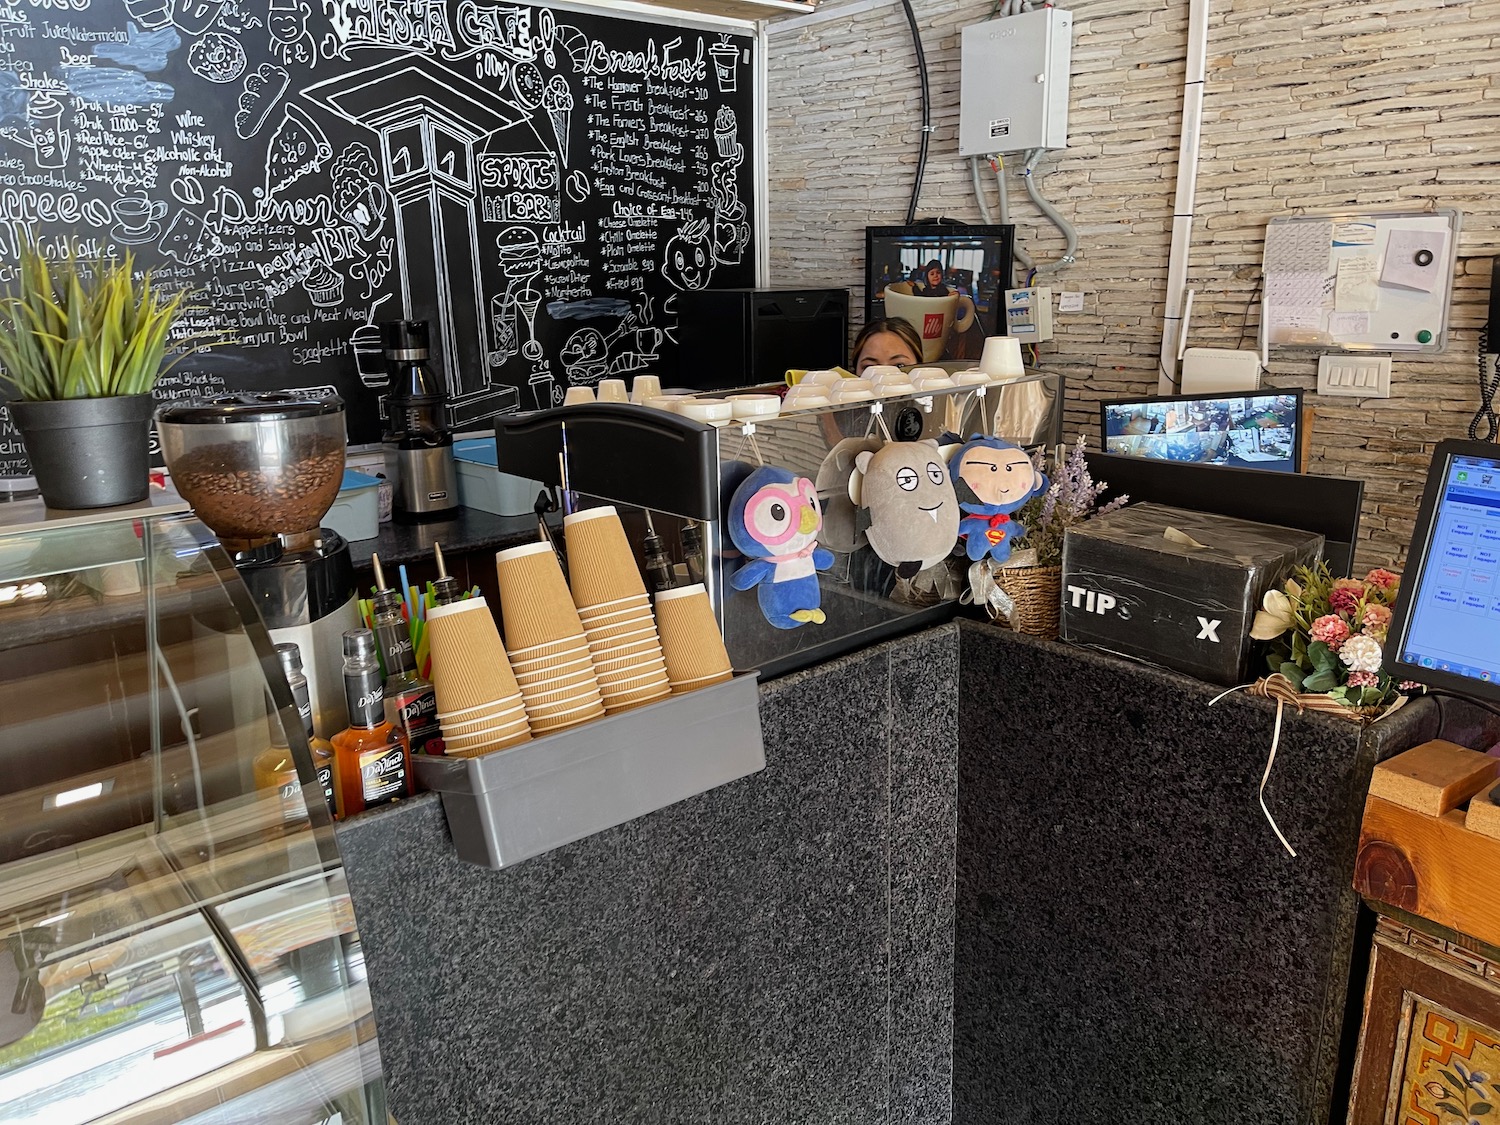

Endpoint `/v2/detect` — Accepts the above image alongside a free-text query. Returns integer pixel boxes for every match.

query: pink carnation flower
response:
[1310,614,1351,649]
[1365,568,1399,591]
[1328,587,1360,614]
[1346,671,1379,688]
[1361,603,1392,640]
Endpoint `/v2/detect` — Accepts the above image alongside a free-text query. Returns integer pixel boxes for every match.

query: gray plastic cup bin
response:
[411,673,765,869]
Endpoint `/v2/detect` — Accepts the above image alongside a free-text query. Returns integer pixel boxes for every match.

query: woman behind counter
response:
[851,318,923,374]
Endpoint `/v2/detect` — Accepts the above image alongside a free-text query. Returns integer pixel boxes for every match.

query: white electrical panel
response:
[959,8,1073,156]
[1005,286,1053,342]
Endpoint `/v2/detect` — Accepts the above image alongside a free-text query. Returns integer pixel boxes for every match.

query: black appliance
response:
[674,288,849,391]
[381,320,459,519]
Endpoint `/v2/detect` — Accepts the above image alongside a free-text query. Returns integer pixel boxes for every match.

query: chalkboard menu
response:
[0,0,758,468]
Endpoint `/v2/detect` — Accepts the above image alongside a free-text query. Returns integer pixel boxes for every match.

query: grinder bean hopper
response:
[157,393,360,736]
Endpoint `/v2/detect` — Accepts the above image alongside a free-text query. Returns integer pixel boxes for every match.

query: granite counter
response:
[334,621,1479,1124]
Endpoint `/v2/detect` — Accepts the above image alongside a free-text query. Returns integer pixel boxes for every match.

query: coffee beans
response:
[171,435,345,539]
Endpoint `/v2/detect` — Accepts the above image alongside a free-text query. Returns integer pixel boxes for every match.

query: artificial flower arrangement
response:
[1249,560,1409,709]
[1013,435,1130,567]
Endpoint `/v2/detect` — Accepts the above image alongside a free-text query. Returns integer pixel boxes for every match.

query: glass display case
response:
[492,373,1064,678]
[0,497,388,1124]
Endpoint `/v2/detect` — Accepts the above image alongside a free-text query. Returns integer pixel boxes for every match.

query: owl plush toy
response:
[952,436,1048,564]
[728,466,834,629]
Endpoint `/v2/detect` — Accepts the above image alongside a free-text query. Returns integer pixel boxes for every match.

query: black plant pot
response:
[8,395,154,510]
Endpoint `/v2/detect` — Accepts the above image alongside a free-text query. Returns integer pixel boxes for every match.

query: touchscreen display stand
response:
[1386,437,1500,707]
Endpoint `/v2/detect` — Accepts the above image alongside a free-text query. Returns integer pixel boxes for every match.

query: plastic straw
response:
[399,564,415,620]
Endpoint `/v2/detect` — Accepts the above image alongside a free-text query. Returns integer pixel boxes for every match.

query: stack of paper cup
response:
[426,597,531,757]
[654,584,733,693]
[564,506,672,712]
[979,336,1025,379]
[495,542,606,733]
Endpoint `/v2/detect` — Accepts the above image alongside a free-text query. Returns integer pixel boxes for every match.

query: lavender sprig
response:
[1014,436,1126,566]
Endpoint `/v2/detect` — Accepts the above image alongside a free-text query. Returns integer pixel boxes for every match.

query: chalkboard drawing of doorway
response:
[305,57,524,428]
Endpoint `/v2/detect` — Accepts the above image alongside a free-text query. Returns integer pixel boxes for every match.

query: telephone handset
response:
[1473,256,1500,441]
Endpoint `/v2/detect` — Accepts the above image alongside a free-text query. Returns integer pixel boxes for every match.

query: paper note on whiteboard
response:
[1335,256,1379,311]
[1381,226,1449,292]
[1329,311,1370,337]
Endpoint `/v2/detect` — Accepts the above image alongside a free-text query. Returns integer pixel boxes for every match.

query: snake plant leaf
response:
[0,233,209,400]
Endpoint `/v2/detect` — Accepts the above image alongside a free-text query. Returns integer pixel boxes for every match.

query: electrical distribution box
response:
[959,7,1073,156]
[1005,286,1053,343]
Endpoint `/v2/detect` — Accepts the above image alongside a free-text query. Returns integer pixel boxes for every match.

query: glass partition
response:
[0,504,386,1125]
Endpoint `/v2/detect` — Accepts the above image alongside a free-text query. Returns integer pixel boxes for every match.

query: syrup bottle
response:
[369,555,441,755]
[274,642,337,816]
[431,541,463,606]
[331,629,411,817]
[252,712,304,826]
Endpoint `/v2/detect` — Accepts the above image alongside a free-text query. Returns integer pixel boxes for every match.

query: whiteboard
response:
[1261,208,1461,355]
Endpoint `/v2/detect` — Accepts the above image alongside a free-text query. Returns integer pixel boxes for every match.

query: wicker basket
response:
[991,564,1062,639]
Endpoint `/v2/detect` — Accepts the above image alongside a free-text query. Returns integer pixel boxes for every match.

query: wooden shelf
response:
[1355,740,1500,949]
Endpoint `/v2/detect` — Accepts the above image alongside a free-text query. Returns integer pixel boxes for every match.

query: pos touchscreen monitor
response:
[1386,438,1500,704]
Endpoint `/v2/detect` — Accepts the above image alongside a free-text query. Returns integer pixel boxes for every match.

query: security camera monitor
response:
[1386,439,1500,704]
[1099,390,1303,473]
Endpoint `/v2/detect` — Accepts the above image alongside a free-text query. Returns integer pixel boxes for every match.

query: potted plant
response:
[0,236,195,509]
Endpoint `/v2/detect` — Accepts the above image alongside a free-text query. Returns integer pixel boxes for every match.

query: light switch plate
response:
[1317,353,1392,398]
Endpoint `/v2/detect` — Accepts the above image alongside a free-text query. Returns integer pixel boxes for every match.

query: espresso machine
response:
[381,320,459,519]
[157,393,360,737]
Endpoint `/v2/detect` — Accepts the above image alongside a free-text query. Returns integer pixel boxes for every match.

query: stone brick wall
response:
[764,0,1500,570]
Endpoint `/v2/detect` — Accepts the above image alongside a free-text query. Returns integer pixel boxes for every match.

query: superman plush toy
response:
[951,436,1048,564]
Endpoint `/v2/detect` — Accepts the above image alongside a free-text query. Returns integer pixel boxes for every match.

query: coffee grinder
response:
[381,320,459,519]
[157,393,360,737]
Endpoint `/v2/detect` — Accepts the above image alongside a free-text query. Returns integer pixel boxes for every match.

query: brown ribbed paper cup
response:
[527,694,606,733]
[577,593,651,626]
[594,648,666,678]
[508,639,594,680]
[589,641,659,674]
[600,676,672,712]
[515,656,605,731]
[427,597,524,715]
[655,584,733,692]
[581,608,658,644]
[496,542,589,651]
[445,720,532,758]
[515,666,600,703]
[438,705,528,741]
[507,635,590,662]
[564,506,649,609]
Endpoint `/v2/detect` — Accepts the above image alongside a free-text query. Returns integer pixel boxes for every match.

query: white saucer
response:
[112,220,161,246]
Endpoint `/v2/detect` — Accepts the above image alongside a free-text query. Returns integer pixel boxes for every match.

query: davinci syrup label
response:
[346,669,385,727]
[360,744,407,808]
[375,621,415,675]
[317,764,335,813]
